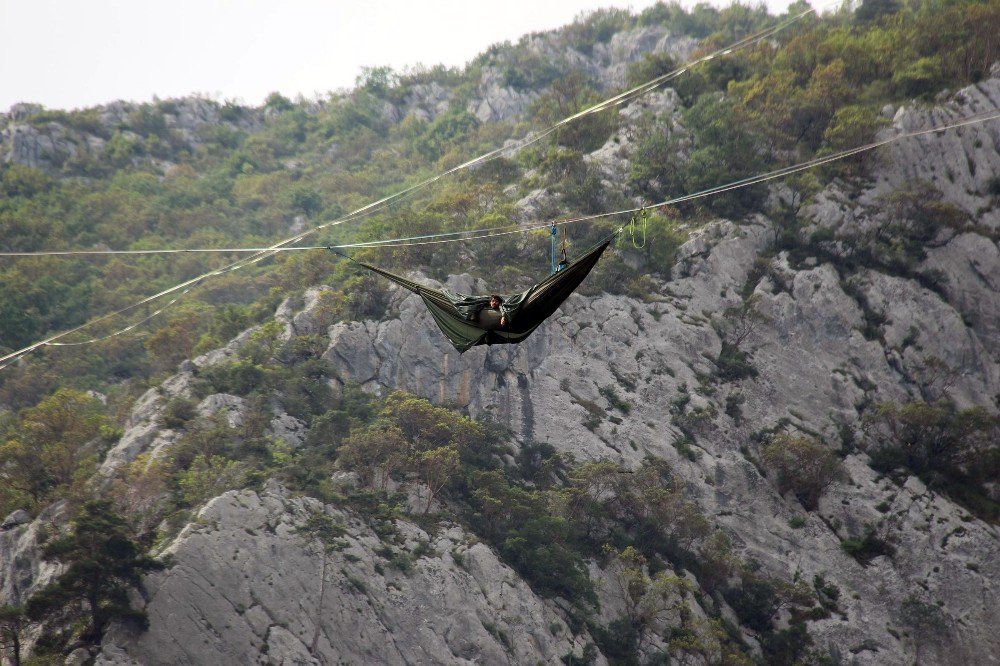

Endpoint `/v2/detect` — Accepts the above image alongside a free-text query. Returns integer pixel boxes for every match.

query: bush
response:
[530,72,617,154]
[898,594,947,635]
[840,528,895,565]
[161,397,197,428]
[865,399,999,521]
[201,360,267,396]
[892,57,945,99]
[724,579,779,633]
[714,342,757,381]
[0,163,52,198]
[865,400,997,479]
[415,109,480,162]
[678,94,768,218]
[564,8,632,55]
[760,434,842,510]
[589,617,639,664]
[627,52,678,88]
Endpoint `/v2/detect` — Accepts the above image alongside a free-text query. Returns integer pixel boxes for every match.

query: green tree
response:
[0,389,105,510]
[414,445,459,514]
[760,434,842,510]
[0,605,27,666]
[177,454,248,507]
[337,423,409,490]
[865,400,998,478]
[26,500,163,645]
[287,185,324,217]
[356,66,399,97]
[681,93,767,218]
[855,0,900,25]
[823,104,883,152]
[264,92,294,112]
[530,71,616,153]
[604,545,690,651]
[898,594,948,661]
[0,164,52,198]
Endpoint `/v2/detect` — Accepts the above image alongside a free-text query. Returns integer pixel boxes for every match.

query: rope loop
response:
[629,207,648,249]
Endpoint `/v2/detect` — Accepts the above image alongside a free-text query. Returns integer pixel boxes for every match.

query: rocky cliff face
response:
[0,25,695,174]
[93,482,601,665]
[469,25,696,124]
[0,98,263,175]
[313,215,1000,665]
[94,77,995,664]
[3,34,999,666]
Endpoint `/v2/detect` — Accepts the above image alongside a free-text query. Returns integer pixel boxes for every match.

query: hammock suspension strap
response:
[550,224,558,274]
[629,208,648,249]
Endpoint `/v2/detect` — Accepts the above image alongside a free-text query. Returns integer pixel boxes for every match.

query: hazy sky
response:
[1,0,799,112]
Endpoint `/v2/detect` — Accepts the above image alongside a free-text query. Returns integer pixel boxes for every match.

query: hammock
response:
[339,232,617,353]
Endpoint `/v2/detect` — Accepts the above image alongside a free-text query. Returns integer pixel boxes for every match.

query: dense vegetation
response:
[1,0,999,662]
[2,0,997,406]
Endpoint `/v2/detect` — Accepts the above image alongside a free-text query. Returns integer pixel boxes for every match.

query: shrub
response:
[892,57,945,99]
[415,109,480,162]
[627,52,678,88]
[0,163,52,198]
[589,617,639,664]
[530,72,617,154]
[564,8,632,55]
[840,528,895,565]
[865,400,997,478]
[724,579,779,633]
[898,594,947,635]
[714,342,757,381]
[161,397,197,429]
[26,501,163,645]
[760,434,842,510]
[865,399,1000,521]
[599,386,631,414]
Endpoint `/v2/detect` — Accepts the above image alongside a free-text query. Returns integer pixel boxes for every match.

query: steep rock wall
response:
[95,483,601,666]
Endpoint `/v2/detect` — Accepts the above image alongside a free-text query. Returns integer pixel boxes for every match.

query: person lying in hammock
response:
[335,232,617,353]
[470,294,512,331]
[476,294,509,330]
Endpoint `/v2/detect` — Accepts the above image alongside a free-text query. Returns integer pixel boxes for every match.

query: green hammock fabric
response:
[347,233,617,353]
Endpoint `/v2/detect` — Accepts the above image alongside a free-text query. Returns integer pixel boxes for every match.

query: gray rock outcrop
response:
[2,23,999,666]
[0,97,263,175]
[95,484,602,666]
[873,77,1000,229]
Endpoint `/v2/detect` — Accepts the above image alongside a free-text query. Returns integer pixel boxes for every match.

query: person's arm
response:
[499,303,511,327]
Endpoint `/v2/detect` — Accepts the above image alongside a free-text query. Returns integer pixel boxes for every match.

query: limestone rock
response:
[1,122,81,171]
[192,326,257,368]
[872,75,1000,229]
[0,501,68,607]
[197,394,247,428]
[270,412,306,447]
[400,82,452,122]
[304,214,1000,663]
[95,486,603,666]
[467,77,539,123]
[593,26,698,89]
[64,648,91,666]
[1,509,30,531]
[98,369,195,477]
[923,232,1000,353]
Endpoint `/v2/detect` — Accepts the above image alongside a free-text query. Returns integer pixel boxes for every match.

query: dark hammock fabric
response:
[348,234,617,353]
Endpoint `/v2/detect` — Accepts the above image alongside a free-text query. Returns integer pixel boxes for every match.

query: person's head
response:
[489,294,503,308]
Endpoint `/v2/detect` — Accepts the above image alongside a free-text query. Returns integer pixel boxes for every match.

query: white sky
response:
[1,0,798,112]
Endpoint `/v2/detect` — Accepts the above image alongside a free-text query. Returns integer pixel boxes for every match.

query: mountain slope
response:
[2,3,1000,665]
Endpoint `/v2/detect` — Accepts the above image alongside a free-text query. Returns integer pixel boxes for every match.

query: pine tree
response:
[26,500,163,645]
[0,605,27,666]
